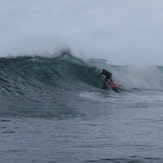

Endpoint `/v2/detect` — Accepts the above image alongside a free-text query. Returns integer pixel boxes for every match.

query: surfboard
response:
[110,83,122,88]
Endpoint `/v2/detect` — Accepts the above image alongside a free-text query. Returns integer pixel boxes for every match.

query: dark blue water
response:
[1,53,163,163]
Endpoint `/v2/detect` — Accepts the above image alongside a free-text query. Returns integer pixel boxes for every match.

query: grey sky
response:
[1,0,163,65]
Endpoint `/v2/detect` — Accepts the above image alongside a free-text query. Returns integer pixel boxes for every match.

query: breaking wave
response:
[1,51,163,117]
[1,52,163,96]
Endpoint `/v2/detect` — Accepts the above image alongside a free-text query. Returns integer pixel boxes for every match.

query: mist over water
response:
[1,0,163,65]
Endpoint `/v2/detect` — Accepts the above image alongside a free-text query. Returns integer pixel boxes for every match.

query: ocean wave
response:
[0,53,101,95]
[1,52,163,118]
[0,52,163,96]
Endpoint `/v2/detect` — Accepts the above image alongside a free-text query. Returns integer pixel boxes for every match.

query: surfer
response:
[98,69,114,84]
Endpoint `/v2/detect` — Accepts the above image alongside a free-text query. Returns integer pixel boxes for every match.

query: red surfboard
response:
[110,83,122,88]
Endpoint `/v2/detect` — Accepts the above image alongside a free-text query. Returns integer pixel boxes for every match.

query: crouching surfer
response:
[98,69,114,85]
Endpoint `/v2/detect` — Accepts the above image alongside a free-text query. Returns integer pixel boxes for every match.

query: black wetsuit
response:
[102,70,112,81]
[100,70,113,84]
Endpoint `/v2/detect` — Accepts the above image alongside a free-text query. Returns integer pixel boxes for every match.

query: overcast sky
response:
[1,0,163,65]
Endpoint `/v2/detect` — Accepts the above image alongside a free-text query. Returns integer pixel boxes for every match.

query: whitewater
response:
[0,52,163,163]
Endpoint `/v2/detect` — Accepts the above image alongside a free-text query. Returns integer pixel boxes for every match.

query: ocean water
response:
[1,53,163,163]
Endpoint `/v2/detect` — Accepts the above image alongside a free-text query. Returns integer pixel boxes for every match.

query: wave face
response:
[1,52,163,117]
[0,53,101,117]
[0,53,98,94]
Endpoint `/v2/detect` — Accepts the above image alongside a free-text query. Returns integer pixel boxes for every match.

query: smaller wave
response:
[115,66,163,91]
[85,156,163,163]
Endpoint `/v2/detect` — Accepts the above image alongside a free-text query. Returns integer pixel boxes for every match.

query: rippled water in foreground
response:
[1,90,163,163]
